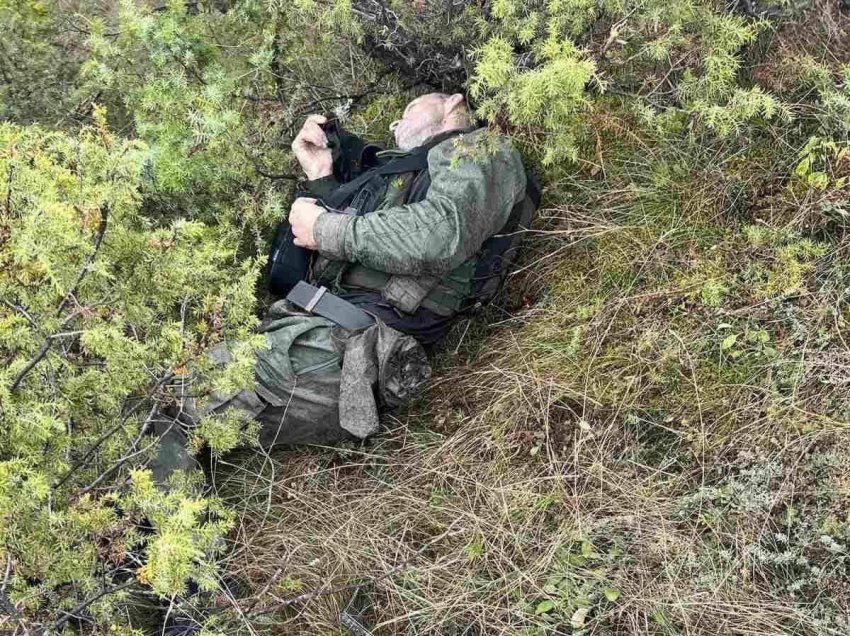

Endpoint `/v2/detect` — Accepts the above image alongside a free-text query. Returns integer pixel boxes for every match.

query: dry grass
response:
[202,133,850,632]
[207,196,850,634]
[209,350,848,634]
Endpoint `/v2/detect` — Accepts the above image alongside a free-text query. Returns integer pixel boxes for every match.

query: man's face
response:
[390,94,447,150]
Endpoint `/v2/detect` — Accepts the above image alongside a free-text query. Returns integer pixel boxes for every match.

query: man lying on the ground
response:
[152,92,530,480]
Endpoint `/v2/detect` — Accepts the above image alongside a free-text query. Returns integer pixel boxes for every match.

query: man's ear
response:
[444,93,465,119]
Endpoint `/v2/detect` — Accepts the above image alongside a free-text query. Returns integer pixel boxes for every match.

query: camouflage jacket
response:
[305,127,527,321]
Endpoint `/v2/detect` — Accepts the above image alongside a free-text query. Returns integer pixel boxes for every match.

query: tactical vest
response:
[269,126,539,318]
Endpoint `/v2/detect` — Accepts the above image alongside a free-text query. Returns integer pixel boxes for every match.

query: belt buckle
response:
[304,285,328,313]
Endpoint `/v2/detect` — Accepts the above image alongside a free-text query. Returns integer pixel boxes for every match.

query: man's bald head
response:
[389,93,475,150]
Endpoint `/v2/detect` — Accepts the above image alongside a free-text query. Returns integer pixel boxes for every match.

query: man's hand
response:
[291,114,333,181]
[289,197,325,250]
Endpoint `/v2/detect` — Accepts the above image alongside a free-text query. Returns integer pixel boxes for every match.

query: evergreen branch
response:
[153,1,198,13]
[173,53,206,86]
[270,30,286,105]
[4,163,12,217]
[8,204,109,394]
[80,414,182,495]
[3,301,41,332]
[51,372,175,492]
[351,0,467,92]
[250,160,300,181]
[241,93,281,102]
[292,69,395,117]
[8,340,53,395]
[56,202,108,318]
[43,579,136,635]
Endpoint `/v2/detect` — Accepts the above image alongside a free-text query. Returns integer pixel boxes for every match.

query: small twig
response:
[153,1,198,13]
[292,69,394,117]
[51,372,174,491]
[241,93,281,103]
[4,163,12,216]
[43,580,136,635]
[598,24,621,58]
[79,416,178,494]
[8,340,53,394]
[0,589,20,620]
[1,553,11,592]
[3,301,40,331]
[47,331,85,340]
[243,566,284,613]
[56,203,108,318]
[250,160,300,181]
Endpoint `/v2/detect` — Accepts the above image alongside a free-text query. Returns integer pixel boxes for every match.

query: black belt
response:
[286,281,375,330]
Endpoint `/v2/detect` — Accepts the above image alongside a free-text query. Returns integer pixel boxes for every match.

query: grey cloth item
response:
[151,302,430,481]
[338,318,432,438]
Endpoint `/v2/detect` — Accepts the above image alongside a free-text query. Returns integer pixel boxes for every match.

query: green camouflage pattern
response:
[152,302,430,481]
[313,127,527,280]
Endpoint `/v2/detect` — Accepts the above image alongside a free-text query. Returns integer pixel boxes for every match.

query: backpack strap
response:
[321,149,428,210]
[320,128,470,213]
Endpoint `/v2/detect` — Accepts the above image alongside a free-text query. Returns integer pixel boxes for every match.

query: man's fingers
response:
[292,117,328,150]
[304,121,328,148]
[288,197,320,250]
[292,128,316,150]
[290,197,317,227]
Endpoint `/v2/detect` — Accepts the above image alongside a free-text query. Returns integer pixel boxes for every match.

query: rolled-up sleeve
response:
[314,132,526,276]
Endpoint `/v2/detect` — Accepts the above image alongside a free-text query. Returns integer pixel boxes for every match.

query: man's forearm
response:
[313,211,354,262]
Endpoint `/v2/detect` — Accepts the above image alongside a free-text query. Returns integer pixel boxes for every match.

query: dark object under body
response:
[266,221,310,298]
[266,116,380,298]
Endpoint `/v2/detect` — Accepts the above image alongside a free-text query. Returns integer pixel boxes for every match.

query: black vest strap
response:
[321,129,468,211]
[322,150,428,210]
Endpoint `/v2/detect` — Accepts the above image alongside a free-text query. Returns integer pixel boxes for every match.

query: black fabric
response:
[318,128,463,213]
[322,116,368,184]
[266,221,311,297]
[304,174,342,200]
[340,291,454,345]
[286,281,376,331]
[320,148,433,212]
